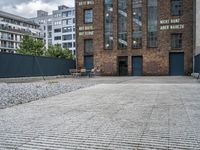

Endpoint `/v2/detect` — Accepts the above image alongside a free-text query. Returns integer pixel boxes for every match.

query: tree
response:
[45,44,74,60]
[16,35,45,56]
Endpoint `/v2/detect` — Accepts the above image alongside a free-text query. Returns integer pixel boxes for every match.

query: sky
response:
[0,0,75,18]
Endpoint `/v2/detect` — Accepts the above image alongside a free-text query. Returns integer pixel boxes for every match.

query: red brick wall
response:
[76,0,193,75]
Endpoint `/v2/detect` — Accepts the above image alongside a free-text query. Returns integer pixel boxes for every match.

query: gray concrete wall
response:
[196,0,200,55]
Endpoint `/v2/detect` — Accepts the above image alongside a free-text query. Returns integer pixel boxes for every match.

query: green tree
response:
[45,44,74,60]
[16,35,45,56]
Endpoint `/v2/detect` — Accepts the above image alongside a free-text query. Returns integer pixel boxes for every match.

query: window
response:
[62,11,72,17]
[148,0,157,48]
[84,39,93,54]
[48,32,52,38]
[63,42,72,48]
[63,34,72,40]
[171,33,182,49]
[54,21,61,25]
[132,0,142,48]
[47,19,52,24]
[104,0,113,49]
[62,27,72,33]
[54,28,61,33]
[48,39,52,44]
[84,9,93,23]
[118,0,127,49]
[54,36,61,40]
[62,19,73,25]
[48,25,52,31]
[133,32,142,48]
[171,0,183,16]
[54,13,61,18]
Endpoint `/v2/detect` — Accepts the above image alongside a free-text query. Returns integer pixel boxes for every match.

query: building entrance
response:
[169,53,184,76]
[118,56,128,76]
[132,56,143,76]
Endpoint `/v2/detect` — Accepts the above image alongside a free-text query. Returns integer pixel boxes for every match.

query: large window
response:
[147,0,157,48]
[104,0,113,49]
[54,36,61,40]
[62,19,73,25]
[84,39,93,54]
[48,32,52,38]
[171,0,183,16]
[54,28,61,33]
[54,21,61,25]
[62,27,72,33]
[53,13,61,18]
[62,11,72,17]
[63,34,72,41]
[118,0,127,49]
[63,42,72,48]
[48,25,52,31]
[171,33,182,49]
[132,0,142,48]
[84,9,93,24]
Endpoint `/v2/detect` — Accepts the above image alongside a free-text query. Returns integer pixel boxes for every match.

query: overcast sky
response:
[0,0,75,18]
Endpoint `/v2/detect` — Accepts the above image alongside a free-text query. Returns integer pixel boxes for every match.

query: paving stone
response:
[0,77,199,149]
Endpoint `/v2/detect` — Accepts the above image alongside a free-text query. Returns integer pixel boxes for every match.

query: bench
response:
[191,72,200,79]
[88,69,95,77]
[70,68,97,78]
[69,69,81,78]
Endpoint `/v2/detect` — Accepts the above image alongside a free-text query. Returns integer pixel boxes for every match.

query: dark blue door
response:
[132,56,143,76]
[84,56,93,70]
[169,53,184,76]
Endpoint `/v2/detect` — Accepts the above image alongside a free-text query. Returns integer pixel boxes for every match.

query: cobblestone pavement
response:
[0,77,200,149]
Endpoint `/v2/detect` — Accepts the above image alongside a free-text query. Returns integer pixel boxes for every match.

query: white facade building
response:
[0,11,41,53]
[31,5,76,55]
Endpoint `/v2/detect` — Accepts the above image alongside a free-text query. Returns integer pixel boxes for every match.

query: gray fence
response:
[0,53,75,78]
[195,54,200,73]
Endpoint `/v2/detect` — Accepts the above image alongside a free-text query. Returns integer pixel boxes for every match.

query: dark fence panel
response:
[0,53,75,78]
[195,54,200,73]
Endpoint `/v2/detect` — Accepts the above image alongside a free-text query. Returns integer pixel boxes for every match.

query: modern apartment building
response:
[31,5,76,55]
[0,11,41,53]
[76,0,193,76]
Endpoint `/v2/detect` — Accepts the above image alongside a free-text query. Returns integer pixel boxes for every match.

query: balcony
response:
[0,45,15,49]
[0,25,42,39]
[0,36,14,41]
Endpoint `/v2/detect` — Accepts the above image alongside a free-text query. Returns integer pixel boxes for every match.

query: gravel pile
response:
[0,79,97,109]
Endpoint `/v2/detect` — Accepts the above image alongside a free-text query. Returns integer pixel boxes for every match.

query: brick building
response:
[76,0,193,76]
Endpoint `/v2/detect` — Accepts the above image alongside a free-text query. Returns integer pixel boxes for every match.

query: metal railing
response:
[0,26,41,38]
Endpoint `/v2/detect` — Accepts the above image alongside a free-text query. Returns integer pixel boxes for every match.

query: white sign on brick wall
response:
[160,18,184,30]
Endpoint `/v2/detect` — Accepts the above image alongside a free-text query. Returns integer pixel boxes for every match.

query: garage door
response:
[84,56,93,70]
[132,56,143,76]
[169,53,184,76]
